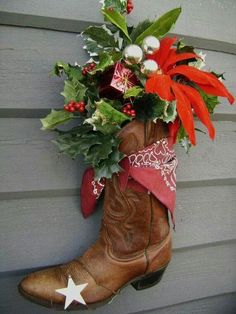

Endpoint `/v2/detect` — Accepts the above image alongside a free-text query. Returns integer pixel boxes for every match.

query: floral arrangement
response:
[41,0,234,181]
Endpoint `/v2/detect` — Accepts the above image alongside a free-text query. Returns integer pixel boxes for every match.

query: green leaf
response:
[51,61,69,76]
[40,110,73,130]
[97,99,131,125]
[177,40,195,54]
[133,93,166,122]
[162,102,177,123]
[135,7,182,45]
[85,99,130,134]
[94,149,124,180]
[82,25,119,56]
[102,8,131,41]
[101,0,127,14]
[51,62,83,81]
[211,71,225,80]
[177,125,191,153]
[130,19,153,42]
[90,51,121,74]
[124,86,143,99]
[61,80,87,104]
[54,126,124,179]
[199,89,220,114]
[68,66,84,81]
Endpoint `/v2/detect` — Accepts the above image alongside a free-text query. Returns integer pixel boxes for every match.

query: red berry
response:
[127,0,134,14]
[126,104,132,109]
[69,107,75,112]
[131,112,136,117]
[74,103,81,110]
[64,105,69,111]
[130,109,136,114]
[82,67,90,75]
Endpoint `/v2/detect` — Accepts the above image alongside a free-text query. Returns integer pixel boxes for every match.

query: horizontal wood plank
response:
[0,241,235,313]
[1,185,235,271]
[136,293,236,314]
[0,119,235,194]
[0,0,236,53]
[0,25,235,115]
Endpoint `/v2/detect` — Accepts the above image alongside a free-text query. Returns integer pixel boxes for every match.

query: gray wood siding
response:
[0,1,236,313]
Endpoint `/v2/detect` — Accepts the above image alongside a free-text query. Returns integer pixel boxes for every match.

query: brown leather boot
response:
[19,120,172,310]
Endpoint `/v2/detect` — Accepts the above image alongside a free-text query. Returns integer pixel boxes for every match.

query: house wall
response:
[0,1,236,313]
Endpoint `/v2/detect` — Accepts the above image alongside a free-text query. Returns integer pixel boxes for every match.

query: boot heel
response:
[131,266,167,291]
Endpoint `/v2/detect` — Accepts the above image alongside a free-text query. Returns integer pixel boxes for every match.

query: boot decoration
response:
[81,137,178,222]
[55,276,88,309]
[19,0,234,310]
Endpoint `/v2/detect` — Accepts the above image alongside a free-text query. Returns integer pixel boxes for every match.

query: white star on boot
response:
[55,276,88,309]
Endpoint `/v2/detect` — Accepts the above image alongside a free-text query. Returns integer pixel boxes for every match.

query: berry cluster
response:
[126,0,134,14]
[64,101,86,113]
[82,62,96,76]
[122,103,136,118]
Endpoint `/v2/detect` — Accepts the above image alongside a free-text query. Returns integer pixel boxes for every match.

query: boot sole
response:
[18,264,168,311]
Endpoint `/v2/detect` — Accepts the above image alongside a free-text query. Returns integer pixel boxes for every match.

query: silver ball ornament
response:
[141,60,159,76]
[142,36,160,55]
[123,44,143,65]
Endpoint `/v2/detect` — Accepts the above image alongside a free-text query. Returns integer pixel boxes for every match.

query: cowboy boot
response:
[19,120,173,310]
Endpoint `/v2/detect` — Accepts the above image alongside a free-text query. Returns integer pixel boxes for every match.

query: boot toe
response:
[19,268,65,307]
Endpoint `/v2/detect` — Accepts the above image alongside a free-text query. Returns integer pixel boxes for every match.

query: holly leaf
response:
[94,149,124,180]
[177,125,191,153]
[61,80,87,104]
[135,7,182,45]
[40,110,73,130]
[90,51,121,74]
[130,19,153,42]
[199,89,220,113]
[211,71,225,80]
[82,25,119,56]
[85,99,131,134]
[51,61,69,76]
[52,62,83,81]
[54,125,123,179]
[162,102,177,123]
[68,66,84,81]
[102,8,131,41]
[86,134,119,166]
[133,93,166,122]
[100,0,127,14]
[97,99,131,124]
[124,86,143,99]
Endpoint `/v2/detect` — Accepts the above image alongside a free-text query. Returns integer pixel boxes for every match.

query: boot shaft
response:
[101,120,170,260]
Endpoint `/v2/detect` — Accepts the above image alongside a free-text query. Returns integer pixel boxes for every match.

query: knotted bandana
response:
[81,137,178,222]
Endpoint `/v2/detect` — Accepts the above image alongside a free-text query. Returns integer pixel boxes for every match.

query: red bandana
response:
[81,138,178,222]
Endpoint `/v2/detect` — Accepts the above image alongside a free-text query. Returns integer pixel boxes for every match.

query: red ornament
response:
[99,62,138,99]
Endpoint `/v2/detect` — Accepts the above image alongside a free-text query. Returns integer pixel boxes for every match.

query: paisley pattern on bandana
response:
[128,138,178,192]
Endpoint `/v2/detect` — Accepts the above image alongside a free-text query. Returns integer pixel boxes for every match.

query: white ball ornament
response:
[123,44,143,65]
[141,60,159,76]
[142,36,160,55]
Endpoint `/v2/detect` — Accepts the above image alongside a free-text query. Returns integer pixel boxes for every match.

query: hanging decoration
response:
[19,0,234,311]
